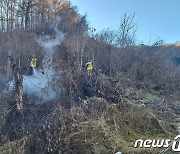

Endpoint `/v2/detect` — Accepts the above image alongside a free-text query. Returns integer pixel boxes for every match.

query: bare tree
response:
[117,13,137,47]
[97,29,117,75]
[0,0,73,31]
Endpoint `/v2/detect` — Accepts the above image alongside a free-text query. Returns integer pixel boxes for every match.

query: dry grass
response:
[0,97,178,154]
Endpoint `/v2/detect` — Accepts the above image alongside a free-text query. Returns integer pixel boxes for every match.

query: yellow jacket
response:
[86,61,93,71]
[30,57,37,68]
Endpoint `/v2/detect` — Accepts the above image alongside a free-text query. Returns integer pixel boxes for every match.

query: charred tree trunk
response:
[10,55,24,114]
[14,72,23,114]
[6,50,13,80]
[108,45,112,76]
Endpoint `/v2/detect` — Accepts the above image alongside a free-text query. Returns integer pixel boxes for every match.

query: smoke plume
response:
[23,15,64,101]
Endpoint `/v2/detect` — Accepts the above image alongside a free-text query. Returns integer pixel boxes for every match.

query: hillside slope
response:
[0,2,179,153]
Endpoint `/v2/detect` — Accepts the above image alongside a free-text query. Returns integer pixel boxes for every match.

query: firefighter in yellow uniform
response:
[30,55,37,68]
[86,60,93,76]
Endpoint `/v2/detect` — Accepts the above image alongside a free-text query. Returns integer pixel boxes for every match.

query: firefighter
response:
[30,55,37,68]
[86,60,93,76]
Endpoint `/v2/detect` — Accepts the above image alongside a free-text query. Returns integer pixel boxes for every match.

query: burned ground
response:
[0,1,179,154]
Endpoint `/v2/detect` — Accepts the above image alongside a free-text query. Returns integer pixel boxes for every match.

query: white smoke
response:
[7,15,64,101]
[37,16,63,55]
[23,68,58,101]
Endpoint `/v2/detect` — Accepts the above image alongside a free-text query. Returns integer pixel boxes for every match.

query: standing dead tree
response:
[14,69,23,114]
[8,54,24,114]
[97,29,117,75]
[117,13,137,47]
